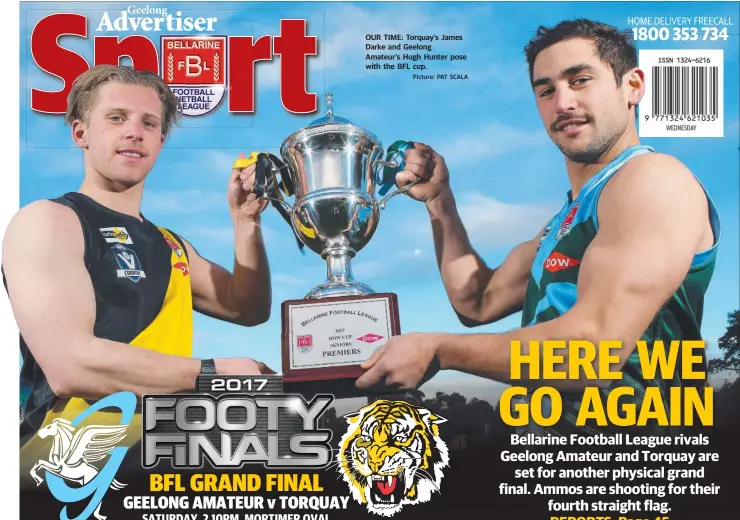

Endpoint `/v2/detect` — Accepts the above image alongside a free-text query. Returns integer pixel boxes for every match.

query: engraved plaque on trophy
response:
[282,294,401,383]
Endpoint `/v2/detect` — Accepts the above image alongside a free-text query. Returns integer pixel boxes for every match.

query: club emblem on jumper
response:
[337,400,449,517]
[111,244,146,282]
[161,36,226,116]
[32,392,136,520]
[556,202,580,241]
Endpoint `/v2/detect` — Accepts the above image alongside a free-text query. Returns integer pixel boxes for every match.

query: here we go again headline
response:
[500,340,713,428]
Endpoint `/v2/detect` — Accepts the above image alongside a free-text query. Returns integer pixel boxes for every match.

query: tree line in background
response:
[708,310,740,431]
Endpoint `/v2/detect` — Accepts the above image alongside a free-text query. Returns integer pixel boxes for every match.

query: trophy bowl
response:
[277,95,416,299]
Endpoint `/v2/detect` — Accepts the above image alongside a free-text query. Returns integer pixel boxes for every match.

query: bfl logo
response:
[162,36,227,116]
[32,392,136,520]
[297,334,313,353]
[337,400,449,517]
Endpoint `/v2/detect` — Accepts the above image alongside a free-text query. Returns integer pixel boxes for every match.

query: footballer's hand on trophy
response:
[355,333,441,391]
[228,152,270,224]
[397,142,450,204]
[215,357,277,375]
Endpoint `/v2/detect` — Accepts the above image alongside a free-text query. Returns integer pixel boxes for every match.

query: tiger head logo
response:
[337,399,449,517]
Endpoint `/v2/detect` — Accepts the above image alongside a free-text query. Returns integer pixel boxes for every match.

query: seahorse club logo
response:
[337,400,449,517]
[162,36,227,116]
[32,392,136,520]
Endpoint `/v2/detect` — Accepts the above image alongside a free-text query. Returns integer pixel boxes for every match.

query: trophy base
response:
[281,293,401,398]
[304,280,375,299]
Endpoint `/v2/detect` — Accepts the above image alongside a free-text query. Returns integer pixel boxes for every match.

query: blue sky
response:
[19,2,740,403]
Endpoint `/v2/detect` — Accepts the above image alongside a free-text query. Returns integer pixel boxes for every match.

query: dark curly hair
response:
[524,19,637,87]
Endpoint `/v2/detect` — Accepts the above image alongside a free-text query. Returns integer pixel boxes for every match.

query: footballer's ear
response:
[71,119,89,149]
[624,67,646,109]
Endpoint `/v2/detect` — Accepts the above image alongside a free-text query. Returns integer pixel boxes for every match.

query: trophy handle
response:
[264,196,293,215]
[375,140,422,209]
[253,153,294,214]
[376,140,413,191]
[378,179,422,209]
[251,153,306,252]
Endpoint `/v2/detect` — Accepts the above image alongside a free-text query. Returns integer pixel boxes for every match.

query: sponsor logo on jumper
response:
[556,203,580,241]
[297,335,313,353]
[173,261,190,276]
[99,227,132,244]
[111,244,146,282]
[544,251,581,273]
[164,236,183,257]
[357,334,384,344]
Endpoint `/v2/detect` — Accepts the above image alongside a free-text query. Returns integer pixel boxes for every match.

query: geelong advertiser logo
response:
[97,6,218,33]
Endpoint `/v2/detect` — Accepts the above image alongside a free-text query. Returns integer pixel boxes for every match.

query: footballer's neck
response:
[565,126,640,200]
[79,171,145,221]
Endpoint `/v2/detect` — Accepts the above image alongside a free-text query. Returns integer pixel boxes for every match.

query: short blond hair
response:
[64,65,181,139]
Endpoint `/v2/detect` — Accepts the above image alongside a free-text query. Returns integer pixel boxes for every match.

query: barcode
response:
[652,66,719,117]
[639,49,724,138]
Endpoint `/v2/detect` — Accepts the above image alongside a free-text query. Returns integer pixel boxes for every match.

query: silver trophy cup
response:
[267,94,418,299]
